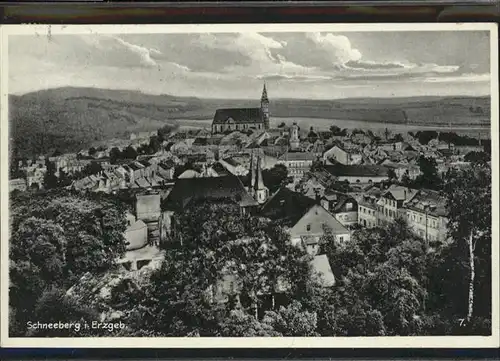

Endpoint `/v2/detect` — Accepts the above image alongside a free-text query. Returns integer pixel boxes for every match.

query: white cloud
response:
[110,36,161,67]
[306,33,362,65]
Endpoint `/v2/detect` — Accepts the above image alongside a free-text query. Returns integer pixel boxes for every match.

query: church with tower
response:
[211,84,270,134]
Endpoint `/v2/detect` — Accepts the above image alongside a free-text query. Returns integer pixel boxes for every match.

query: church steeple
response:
[261,83,269,103]
[254,155,264,191]
[260,83,270,130]
[248,153,256,195]
[253,154,269,204]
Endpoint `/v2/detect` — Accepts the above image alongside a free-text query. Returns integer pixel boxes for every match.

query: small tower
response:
[261,83,270,130]
[254,155,269,204]
[290,122,300,150]
[248,153,256,196]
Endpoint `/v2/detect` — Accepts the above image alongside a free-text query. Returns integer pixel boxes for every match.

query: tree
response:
[10,191,128,283]
[88,147,97,156]
[29,287,101,337]
[387,168,398,181]
[157,123,178,142]
[122,145,138,160]
[464,151,489,164]
[109,147,121,164]
[262,301,318,336]
[9,190,129,335]
[262,164,289,193]
[444,165,491,326]
[330,125,346,136]
[149,135,161,154]
[58,169,72,187]
[401,170,411,186]
[414,155,441,190]
[43,159,58,189]
[415,131,438,145]
[393,133,405,142]
[218,309,280,336]
[82,162,103,177]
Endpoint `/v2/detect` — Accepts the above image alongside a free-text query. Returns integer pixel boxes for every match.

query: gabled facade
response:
[323,145,362,165]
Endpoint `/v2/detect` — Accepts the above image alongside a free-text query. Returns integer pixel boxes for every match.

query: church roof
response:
[213,108,264,125]
[165,175,258,211]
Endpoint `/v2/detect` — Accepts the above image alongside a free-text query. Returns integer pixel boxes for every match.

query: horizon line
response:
[9,85,492,101]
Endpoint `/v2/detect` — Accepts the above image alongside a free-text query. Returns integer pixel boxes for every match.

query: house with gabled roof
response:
[323,144,362,166]
[260,187,350,255]
[377,184,419,225]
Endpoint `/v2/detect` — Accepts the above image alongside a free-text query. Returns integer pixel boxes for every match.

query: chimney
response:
[314,188,321,203]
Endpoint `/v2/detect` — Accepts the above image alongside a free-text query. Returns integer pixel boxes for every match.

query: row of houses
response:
[357,184,448,243]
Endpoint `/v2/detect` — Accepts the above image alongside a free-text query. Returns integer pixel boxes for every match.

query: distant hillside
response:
[9,87,491,158]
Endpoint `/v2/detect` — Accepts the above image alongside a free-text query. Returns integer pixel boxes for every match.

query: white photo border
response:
[0,22,498,349]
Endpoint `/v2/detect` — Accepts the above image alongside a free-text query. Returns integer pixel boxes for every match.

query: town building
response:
[323,145,362,166]
[124,212,148,251]
[277,151,316,180]
[377,185,419,225]
[260,187,350,255]
[404,188,448,244]
[164,174,259,215]
[211,84,270,134]
[324,164,389,184]
[357,186,383,228]
[136,191,162,245]
[323,193,359,229]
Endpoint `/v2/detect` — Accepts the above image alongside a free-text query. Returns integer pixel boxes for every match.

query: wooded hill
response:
[9,87,490,158]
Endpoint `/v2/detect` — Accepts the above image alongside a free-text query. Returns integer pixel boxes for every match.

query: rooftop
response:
[404,188,448,217]
[324,164,389,177]
[213,108,265,125]
[260,187,317,227]
[311,254,336,288]
[165,175,258,211]
[279,152,316,162]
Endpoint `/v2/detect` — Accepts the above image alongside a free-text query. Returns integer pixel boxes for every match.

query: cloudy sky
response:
[9,30,491,99]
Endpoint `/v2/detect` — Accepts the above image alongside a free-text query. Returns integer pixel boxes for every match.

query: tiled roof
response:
[324,164,389,177]
[128,162,144,171]
[165,175,258,211]
[404,188,448,217]
[260,187,317,227]
[279,151,316,161]
[213,108,265,125]
[383,185,418,202]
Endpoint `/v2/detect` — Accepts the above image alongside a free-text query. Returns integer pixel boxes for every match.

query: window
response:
[346,203,353,211]
[306,224,311,231]
[339,236,344,242]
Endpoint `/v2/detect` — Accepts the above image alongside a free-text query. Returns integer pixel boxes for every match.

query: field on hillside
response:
[9,87,491,158]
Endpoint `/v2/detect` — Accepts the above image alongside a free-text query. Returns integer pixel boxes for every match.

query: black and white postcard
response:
[0,23,498,348]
